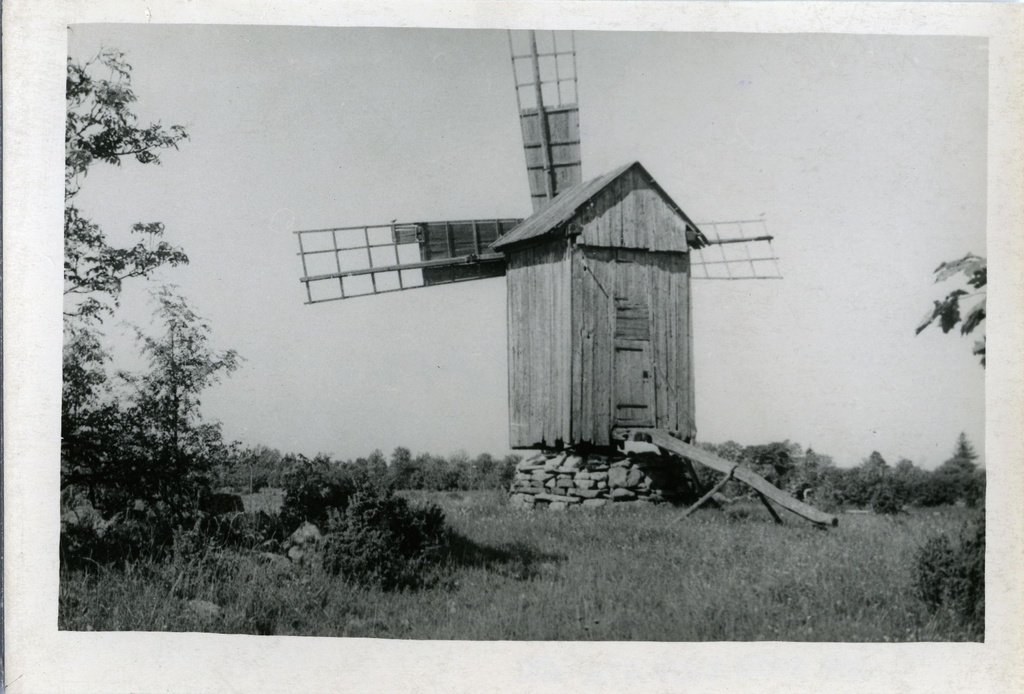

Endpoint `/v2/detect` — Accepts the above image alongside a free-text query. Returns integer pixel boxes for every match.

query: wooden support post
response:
[675,466,735,523]
[620,428,839,527]
[756,491,784,525]
[680,456,706,496]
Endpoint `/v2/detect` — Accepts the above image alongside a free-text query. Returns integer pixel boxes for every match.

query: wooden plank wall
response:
[567,166,697,445]
[506,239,573,448]
[570,247,615,446]
[648,251,696,438]
[570,248,693,445]
[578,167,691,253]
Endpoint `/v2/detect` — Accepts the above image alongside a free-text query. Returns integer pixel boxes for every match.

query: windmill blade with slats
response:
[295,30,585,303]
[508,30,582,211]
[690,218,782,280]
[296,219,522,303]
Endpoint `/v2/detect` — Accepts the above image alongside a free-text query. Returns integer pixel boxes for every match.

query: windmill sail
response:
[509,30,582,211]
[296,219,521,303]
[690,218,782,280]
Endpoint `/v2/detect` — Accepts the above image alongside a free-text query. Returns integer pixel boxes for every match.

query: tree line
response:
[699,432,984,513]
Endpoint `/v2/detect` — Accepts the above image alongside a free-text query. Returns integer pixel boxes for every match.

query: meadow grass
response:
[59,492,979,641]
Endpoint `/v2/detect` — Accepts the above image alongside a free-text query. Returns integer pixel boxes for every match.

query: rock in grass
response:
[610,488,637,501]
[582,499,609,509]
[187,599,222,621]
[256,552,291,570]
[549,501,569,512]
[288,521,323,547]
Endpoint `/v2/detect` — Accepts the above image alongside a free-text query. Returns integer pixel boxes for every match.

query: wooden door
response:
[612,250,655,427]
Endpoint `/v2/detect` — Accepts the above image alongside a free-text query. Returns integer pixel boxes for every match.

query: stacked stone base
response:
[509,448,696,511]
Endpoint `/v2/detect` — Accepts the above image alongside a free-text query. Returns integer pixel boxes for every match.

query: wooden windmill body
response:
[494,161,705,450]
[294,31,834,525]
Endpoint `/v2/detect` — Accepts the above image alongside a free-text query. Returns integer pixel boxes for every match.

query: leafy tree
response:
[92,289,239,518]
[65,49,190,323]
[916,253,986,367]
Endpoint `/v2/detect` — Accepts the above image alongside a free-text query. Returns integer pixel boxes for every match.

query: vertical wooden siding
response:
[506,240,573,448]
[578,167,691,253]
[570,248,694,445]
[571,247,615,446]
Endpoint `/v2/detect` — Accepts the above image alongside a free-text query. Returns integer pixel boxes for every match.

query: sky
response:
[66,25,987,469]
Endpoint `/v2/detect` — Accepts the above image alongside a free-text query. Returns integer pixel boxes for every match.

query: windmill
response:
[295,31,835,526]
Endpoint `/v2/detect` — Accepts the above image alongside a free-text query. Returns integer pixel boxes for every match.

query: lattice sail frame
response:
[508,30,582,211]
[296,219,521,303]
[690,218,782,280]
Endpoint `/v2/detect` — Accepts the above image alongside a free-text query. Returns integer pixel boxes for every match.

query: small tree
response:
[114,288,241,517]
[916,253,986,367]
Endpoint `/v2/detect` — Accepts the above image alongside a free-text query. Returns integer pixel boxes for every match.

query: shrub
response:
[870,482,905,515]
[913,517,985,636]
[322,487,448,591]
[279,457,358,532]
[200,511,286,551]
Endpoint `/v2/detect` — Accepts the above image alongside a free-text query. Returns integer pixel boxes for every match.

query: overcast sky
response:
[66,25,987,468]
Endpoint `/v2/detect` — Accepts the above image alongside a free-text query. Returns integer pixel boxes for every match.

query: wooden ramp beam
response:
[621,428,839,527]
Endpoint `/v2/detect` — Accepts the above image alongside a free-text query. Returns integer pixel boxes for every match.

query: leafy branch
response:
[916,253,986,367]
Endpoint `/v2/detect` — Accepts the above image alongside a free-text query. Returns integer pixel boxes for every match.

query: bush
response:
[279,457,358,532]
[322,487,448,591]
[200,511,286,551]
[870,482,905,515]
[913,517,985,636]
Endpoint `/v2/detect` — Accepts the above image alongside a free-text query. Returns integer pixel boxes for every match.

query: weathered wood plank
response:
[678,466,735,520]
[625,429,839,527]
[757,491,785,525]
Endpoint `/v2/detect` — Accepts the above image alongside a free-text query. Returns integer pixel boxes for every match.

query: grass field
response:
[59,491,981,641]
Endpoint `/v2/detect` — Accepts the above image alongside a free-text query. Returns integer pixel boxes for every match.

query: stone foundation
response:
[508,448,698,511]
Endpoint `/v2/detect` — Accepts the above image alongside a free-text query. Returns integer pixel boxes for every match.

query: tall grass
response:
[59,492,980,641]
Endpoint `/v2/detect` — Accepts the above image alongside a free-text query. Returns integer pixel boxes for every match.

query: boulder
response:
[256,552,292,570]
[288,521,323,547]
[575,478,596,490]
[187,599,222,621]
[569,488,602,499]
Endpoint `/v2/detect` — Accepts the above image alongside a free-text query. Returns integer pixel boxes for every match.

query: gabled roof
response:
[492,161,708,251]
